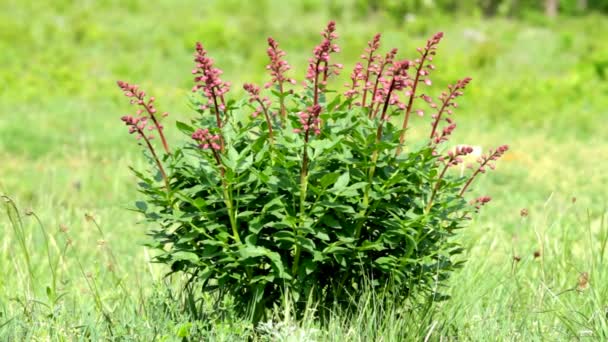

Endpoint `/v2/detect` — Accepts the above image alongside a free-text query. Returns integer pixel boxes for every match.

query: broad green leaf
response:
[172,251,199,263]
[175,121,195,135]
[331,171,350,193]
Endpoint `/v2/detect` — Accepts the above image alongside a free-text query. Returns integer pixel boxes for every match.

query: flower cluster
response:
[117,81,170,187]
[459,144,509,196]
[192,128,221,151]
[116,81,170,153]
[244,83,271,118]
[474,145,509,173]
[192,42,231,120]
[120,115,149,139]
[244,82,274,141]
[368,49,401,116]
[414,32,443,88]
[357,33,382,107]
[294,104,322,138]
[265,37,296,89]
[440,145,474,167]
[345,62,364,100]
[398,32,444,146]
[265,37,295,121]
[429,77,473,143]
[375,58,412,119]
[432,120,457,146]
[472,196,492,211]
[306,21,342,105]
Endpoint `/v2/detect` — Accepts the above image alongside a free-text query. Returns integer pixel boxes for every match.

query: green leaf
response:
[319,172,340,189]
[323,244,349,255]
[273,231,295,244]
[266,251,291,280]
[135,201,148,212]
[330,171,350,193]
[314,230,330,241]
[176,121,195,135]
[172,251,199,263]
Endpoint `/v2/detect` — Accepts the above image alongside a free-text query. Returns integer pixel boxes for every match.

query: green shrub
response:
[117,21,508,322]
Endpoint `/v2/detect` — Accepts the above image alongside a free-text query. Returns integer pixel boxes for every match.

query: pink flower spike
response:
[116,80,170,154]
[192,42,230,131]
[266,37,295,89]
[306,21,341,105]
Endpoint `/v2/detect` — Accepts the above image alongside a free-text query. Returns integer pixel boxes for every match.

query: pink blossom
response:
[265,37,295,89]
[296,104,323,139]
[192,128,222,151]
[472,196,492,211]
[428,77,473,145]
[344,62,364,99]
[459,145,509,196]
[192,42,230,123]
[116,81,170,154]
[306,21,341,105]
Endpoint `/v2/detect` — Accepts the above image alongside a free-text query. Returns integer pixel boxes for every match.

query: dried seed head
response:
[513,255,522,263]
[577,272,589,291]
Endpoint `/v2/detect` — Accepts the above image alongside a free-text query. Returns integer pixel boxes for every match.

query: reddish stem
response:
[426,163,450,211]
[210,88,226,152]
[429,87,459,139]
[368,62,388,119]
[141,102,170,154]
[136,126,170,190]
[361,49,375,108]
[459,155,493,196]
[257,99,274,142]
[313,60,321,106]
[278,82,286,122]
[397,49,430,154]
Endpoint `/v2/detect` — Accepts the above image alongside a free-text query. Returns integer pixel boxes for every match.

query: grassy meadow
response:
[1,1,608,340]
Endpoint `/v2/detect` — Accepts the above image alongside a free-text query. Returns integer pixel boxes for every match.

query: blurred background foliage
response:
[357,0,608,19]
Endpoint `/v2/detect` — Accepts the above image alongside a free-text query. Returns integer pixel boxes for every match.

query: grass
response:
[1,0,608,340]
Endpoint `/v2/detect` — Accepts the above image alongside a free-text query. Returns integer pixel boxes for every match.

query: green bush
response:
[117,21,508,322]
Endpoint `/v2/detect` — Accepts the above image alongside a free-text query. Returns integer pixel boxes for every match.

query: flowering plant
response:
[117,21,508,322]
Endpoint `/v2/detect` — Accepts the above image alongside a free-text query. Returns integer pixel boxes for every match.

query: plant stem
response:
[459,158,491,196]
[368,62,388,119]
[278,82,286,126]
[313,60,321,106]
[222,181,241,244]
[210,88,226,152]
[142,102,170,154]
[361,47,375,108]
[207,142,241,244]
[428,88,458,140]
[397,49,429,155]
[425,163,450,213]
[258,99,274,143]
[138,127,170,191]
[293,144,309,276]
[355,79,396,239]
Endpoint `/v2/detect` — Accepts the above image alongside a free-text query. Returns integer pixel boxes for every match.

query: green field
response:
[2,1,608,340]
